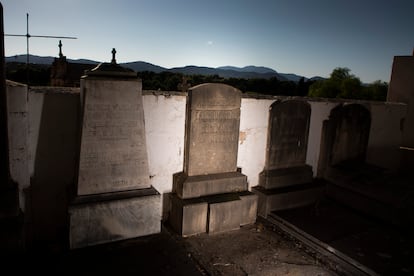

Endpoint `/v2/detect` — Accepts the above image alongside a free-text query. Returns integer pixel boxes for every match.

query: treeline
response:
[137,71,313,97]
[308,67,387,101]
[6,62,51,86]
[5,63,388,101]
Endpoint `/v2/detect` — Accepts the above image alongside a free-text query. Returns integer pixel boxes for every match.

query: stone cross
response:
[58,40,63,58]
[111,48,117,64]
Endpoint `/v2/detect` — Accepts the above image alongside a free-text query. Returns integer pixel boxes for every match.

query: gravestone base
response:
[69,187,161,249]
[258,165,313,189]
[173,172,248,199]
[169,194,208,237]
[208,194,242,234]
[169,191,258,237]
[252,181,325,218]
[239,191,259,226]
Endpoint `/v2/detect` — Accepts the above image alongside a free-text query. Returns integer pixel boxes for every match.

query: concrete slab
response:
[239,191,258,226]
[69,188,161,249]
[169,194,208,237]
[173,171,248,199]
[207,194,241,234]
[259,165,313,189]
[253,182,325,218]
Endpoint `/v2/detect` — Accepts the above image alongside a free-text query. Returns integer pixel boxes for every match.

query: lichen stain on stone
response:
[239,131,247,144]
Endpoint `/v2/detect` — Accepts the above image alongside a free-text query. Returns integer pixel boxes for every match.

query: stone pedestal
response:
[253,100,323,217]
[170,191,257,237]
[258,165,313,189]
[253,182,324,217]
[173,171,247,199]
[69,58,160,249]
[169,84,258,236]
[70,188,160,248]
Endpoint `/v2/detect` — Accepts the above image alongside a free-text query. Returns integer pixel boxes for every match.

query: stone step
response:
[326,180,414,228]
[169,191,258,237]
[252,181,326,218]
[169,195,208,237]
[258,165,313,189]
[324,163,414,227]
[173,171,248,199]
[69,186,161,249]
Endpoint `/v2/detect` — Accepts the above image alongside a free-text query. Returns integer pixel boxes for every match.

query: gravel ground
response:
[182,219,338,276]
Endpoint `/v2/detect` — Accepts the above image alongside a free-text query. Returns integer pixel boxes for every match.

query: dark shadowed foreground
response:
[3,221,336,276]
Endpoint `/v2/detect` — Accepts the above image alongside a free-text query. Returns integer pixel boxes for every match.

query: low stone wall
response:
[7,85,407,211]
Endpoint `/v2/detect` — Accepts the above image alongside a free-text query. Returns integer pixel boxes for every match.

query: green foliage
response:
[308,67,387,101]
[6,62,51,86]
[138,71,315,96]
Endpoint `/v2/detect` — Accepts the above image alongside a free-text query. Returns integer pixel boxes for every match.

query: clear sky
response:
[2,0,413,83]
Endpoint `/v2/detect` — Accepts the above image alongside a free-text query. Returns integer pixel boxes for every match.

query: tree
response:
[364,80,388,101]
[307,67,389,101]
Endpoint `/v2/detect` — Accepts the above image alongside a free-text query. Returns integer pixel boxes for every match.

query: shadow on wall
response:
[317,103,371,177]
[26,92,80,251]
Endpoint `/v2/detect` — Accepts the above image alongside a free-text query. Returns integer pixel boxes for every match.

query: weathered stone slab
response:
[77,78,150,195]
[238,191,258,226]
[185,83,242,176]
[169,194,208,237]
[207,194,242,234]
[173,171,248,199]
[265,100,311,170]
[259,165,313,189]
[330,104,371,166]
[253,182,325,218]
[69,188,161,249]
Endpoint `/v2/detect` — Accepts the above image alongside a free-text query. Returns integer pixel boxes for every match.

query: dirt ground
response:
[181,218,338,276]
[3,219,339,275]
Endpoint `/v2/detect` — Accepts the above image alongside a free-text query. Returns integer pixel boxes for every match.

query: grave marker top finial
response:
[111,48,117,64]
[58,40,63,58]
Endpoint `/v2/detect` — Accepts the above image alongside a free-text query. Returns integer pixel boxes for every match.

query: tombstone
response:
[318,103,372,183]
[387,51,414,172]
[253,100,324,217]
[170,83,257,236]
[69,50,161,249]
[318,103,371,177]
[0,4,23,252]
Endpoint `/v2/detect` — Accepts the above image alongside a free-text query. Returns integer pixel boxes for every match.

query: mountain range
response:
[5,54,323,82]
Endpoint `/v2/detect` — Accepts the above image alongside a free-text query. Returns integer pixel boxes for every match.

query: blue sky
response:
[2,0,413,83]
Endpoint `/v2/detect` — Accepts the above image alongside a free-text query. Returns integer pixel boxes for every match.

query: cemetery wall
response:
[7,85,407,212]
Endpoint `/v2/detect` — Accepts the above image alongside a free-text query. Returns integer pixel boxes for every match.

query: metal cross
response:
[4,13,77,84]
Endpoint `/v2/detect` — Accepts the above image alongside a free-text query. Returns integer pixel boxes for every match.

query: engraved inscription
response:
[77,81,150,195]
[185,84,242,176]
[267,101,310,169]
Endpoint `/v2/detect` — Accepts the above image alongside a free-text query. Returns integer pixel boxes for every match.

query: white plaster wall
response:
[238,98,274,188]
[143,93,186,194]
[6,81,30,211]
[27,92,44,178]
[16,87,407,201]
[367,102,407,170]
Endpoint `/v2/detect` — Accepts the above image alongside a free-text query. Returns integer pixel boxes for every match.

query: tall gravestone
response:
[69,50,161,249]
[170,83,257,236]
[253,100,323,217]
[318,103,371,177]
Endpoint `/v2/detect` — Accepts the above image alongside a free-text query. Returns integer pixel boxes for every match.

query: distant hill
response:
[6,54,323,82]
[5,54,100,65]
[6,55,56,64]
[122,61,167,73]
[279,73,307,82]
[217,65,277,74]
